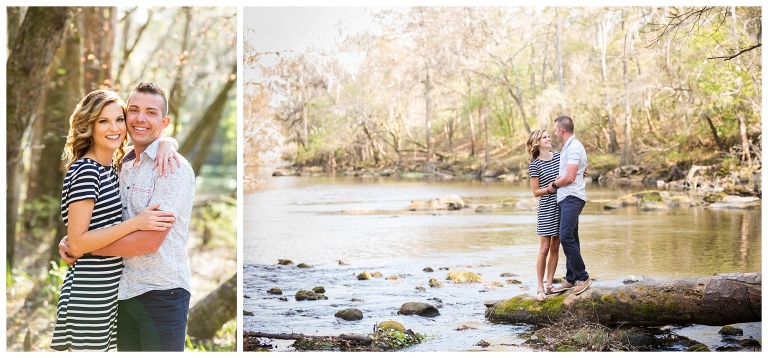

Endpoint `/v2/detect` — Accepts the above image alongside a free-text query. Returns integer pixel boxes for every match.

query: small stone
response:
[277,259,293,265]
[357,271,373,280]
[428,278,444,288]
[334,308,363,321]
[267,287,282,295]
[423,267,434,272]
[312,286,325,293]
[297,263,311,268]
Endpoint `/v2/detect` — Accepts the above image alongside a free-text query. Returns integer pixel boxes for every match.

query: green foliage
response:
[47,260,69,302]
[21,196,60,237]
[184,320,237,352]
[372,328,426,350]
[192,195,236,247]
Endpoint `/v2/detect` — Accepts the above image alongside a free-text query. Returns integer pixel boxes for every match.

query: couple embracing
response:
[51,82,195,351]
[526,115,592,301]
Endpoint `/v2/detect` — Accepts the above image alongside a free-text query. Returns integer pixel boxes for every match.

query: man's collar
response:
[122,138,162,163]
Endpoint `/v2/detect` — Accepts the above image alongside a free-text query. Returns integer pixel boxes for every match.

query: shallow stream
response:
[243,171,762,352]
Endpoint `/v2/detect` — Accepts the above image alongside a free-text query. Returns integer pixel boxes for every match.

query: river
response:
[242,170,762,352]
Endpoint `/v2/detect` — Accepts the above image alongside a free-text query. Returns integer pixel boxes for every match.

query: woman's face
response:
[539,131,552,150]
[90,102,127,155]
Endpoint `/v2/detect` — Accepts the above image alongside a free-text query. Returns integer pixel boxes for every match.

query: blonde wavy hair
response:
[62,89,127,171]
[525,129,547,163]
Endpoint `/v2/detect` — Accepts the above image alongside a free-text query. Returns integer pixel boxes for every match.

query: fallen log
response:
[485,272,761,327]
[244,331,372,344]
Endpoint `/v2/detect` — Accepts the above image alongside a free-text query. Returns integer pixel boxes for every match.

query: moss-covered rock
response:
[297,262,312,268]
[267,287,282,295]
[277,259,294,265]
[312,286,325,293]
[377,320,406,332]
[686,343,710,352]
[719,325,744,336]
[446,270,482,283]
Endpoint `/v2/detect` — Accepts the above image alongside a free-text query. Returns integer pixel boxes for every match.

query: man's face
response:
[126,92,169,148]
[553,125,563,142]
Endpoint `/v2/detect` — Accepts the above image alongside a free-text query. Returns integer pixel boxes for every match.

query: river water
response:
[242,170,762,352]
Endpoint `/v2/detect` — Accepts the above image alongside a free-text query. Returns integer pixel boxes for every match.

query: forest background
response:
[245,6,761,190]
[5,6,237,351]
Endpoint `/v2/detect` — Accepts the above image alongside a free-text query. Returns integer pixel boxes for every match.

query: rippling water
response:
[243,171,762,351]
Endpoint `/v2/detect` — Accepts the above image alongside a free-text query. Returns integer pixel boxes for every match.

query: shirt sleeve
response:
[528,161,539,178]
[67,164,100,204]
[567,149,581,165]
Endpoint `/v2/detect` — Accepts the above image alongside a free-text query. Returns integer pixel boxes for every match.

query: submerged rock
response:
[357,271,373,280]
[278,259,294,265]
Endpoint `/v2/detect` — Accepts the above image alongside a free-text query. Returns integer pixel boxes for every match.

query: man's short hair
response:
[554,115,574,133]
[131,81,169,117]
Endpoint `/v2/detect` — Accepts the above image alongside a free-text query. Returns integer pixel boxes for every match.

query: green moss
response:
[635,191,663,202]
[631,303,660,318]
[377,320,406,332]
[491,294,566,318]
[600,294,616,304]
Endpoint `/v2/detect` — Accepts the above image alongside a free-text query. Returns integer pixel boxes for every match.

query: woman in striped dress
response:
[50,89,177,351]
[526,129,561,301]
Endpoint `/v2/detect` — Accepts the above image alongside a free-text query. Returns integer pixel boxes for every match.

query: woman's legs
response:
[536,235,551,300]
[545,235,560,293]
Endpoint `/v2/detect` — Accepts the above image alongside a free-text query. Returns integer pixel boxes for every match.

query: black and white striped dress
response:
[529,152,560,236]
[51,158,123,351]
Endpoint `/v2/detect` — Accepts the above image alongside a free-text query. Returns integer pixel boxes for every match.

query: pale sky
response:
[244,7,381,54]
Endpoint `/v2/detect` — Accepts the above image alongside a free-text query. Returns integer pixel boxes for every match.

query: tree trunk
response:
[424,62,433,164]
[6,6,75,270]
[24,19,83,255]
[619,31,634,166]
[187,273,236,339]
[702,113,726,153]
[82,7,115,91]
[485,272,761,327]
[179,62,237,175]
[737,113,751,166]
[169,7,192,137]
[555,8,564,96]
[466,77,476,157]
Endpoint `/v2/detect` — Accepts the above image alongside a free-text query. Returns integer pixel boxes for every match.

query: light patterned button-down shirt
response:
[118,138,195,300]
[557,135,588,203]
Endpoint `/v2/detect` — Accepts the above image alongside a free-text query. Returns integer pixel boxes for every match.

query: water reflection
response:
[244,176,761,282]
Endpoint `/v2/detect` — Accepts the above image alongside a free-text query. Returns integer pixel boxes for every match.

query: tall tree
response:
[179,62,237,175]
[6,6,76,270]
[23,20,84,262]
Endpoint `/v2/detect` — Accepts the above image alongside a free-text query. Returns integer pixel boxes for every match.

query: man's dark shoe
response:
[573,278,592,295]
[550,281,574,293]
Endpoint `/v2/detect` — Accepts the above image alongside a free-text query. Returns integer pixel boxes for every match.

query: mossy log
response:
[485,273,760,327]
